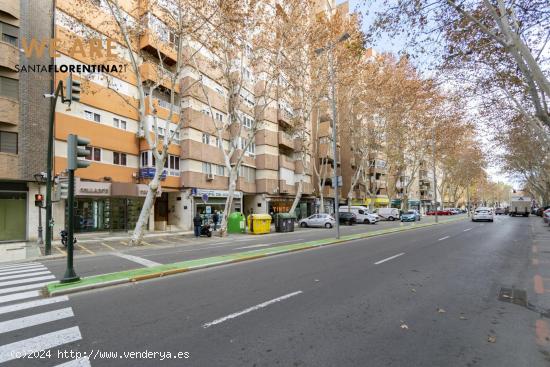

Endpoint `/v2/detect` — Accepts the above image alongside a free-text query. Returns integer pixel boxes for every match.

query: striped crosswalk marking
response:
[0,326,82,363]
[0,295,68,315]
[0,290,40,305]
[0,262,87,366]
[0,282,52,295]
[0,266,47,276]
[0,270,51,281]
[0,274,55,287]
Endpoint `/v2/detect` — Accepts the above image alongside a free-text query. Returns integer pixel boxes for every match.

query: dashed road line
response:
[374,252,405,265]
[100,242,117,251]
[438,236,450,241]
[463,228,472,232]
[203,291,303,328]
[110,253,162,268]
[77,244,95,255]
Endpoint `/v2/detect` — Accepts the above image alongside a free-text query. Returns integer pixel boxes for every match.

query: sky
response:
[343,0,515,186]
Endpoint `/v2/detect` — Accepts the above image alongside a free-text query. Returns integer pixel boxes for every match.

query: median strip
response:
[45,216,466,297]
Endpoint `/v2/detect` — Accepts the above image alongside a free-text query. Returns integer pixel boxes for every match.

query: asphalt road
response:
[2,215,547,366]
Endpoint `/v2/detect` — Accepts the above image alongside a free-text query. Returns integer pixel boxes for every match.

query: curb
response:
[45,216,467,297]
[0,253,66,266]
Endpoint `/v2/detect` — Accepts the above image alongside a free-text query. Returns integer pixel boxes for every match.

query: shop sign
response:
[137,184,162,197]
[205,206,211,214]
[192,189,242,199]
[76,181,111,196]
[139,168,167,180]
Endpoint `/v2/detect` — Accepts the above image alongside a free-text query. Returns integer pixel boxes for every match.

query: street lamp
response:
[315,32,350,240]
[33,172,47,246]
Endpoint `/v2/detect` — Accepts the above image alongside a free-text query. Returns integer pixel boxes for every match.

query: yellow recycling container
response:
[247,214,272,234]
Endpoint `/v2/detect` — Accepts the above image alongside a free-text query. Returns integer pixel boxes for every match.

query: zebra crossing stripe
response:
[0,271,51,281]
[0,282,52,295]
[0,263,40,271]
[0,307,74,334]
[0,295,69,315]
[55,356,91,367]
[0,290,41,305]
[0,326,82,363]
[0,266,47,276]
[0,275,55,287]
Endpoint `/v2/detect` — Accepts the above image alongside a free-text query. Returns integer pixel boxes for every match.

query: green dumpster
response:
[274,213,296,233]
[227,212,246,233]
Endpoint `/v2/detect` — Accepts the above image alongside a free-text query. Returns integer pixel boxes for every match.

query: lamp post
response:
[315,33,350,240]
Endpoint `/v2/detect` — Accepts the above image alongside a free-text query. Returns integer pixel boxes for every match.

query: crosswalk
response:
[0,262,90,366]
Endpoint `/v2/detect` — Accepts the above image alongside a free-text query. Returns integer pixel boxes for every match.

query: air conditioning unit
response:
[206,172,215,181]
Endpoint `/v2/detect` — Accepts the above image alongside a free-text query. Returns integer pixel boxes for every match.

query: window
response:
[113,152,127,166]
[0,22,18,46]
[202,133,210,145]
[169,129,180,140]
[113,118,127,130]
[202,162,212,174]
[0,131,17,154]
[169,31,179,47]
[239,165,255,182]
[0,76,18,100]
[215,112,223,122]
[216,165,224,176]
[140,151,149,167]
[243,115,253,129]
[84,111,100,122]
[85,147,101,161]
[166,154,180,176]
[215,137,222,148]
[245,142,255,155]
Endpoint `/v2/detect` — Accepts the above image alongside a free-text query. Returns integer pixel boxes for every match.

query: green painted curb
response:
[45,216,466,296]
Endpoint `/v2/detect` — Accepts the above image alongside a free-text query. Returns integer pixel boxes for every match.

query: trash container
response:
[274,213,296,232]
[247,214,272,234]
[227,212,246,234]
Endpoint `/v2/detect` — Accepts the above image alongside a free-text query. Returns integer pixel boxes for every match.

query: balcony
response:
[1,0,19,18]
[318,121,332,138]
[278,131,295,150]
[139,29,177,65]
[279,180,296,195]
[139,62,178,92]
[319,143,334,161]
[295,160,305,174]
[322,186,335,197]
[279,155,295,171]
[277,108,293,127]
[320,163,334,178]
[0,42,19,71]
[0,97,19,126]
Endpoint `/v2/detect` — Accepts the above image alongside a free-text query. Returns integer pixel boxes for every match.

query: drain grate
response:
[498,287,528,307]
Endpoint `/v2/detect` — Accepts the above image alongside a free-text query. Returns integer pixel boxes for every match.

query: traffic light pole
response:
[45,80,65,256]
[61,168,79,283]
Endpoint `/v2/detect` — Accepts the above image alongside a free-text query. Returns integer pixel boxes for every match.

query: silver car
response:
[472,207,494,222]
[299,213,336,228]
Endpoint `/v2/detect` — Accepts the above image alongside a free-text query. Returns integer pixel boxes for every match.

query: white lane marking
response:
[374,252,406,265]
[235,244,271,249]
[55,356,92,367]
[438,236,450,241]
[0,290,40,305]
[0,282,52,295]
[0,296,69,315]
[0,263,41,271]
[0,307,74,334]
[0,275,55,287]
[0,266,47,276]
[463,228,472,232]
[203,291,303,328]
[0,270,51,281]
[0,326,82,363]
[235,239,305,250]
[110,253,161,268]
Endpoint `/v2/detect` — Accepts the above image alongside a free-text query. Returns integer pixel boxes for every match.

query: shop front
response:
[391,198,420,211]
[187,188,242,228]
[0,182,27,242]
[351,196,390,208]
[69,180,148,233]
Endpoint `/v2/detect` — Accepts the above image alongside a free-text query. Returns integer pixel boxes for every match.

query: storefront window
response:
[0,192,26,241]
[70,198,144,232]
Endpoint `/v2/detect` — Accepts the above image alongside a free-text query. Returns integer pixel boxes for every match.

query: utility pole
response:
[61,134,90,283]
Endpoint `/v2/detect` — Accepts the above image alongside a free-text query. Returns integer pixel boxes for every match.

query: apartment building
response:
[0,0,51,242]
[47,0,314,234]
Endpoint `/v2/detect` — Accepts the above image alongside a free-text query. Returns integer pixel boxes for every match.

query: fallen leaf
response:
[487,335,496,343]
[400,321,409,330]
[411,288,417,293]
[459,316,467,320]
[314,279,320,282]
[437,308,446,313]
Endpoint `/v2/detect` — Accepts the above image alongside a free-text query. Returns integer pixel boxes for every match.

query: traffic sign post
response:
[202,193,209,203]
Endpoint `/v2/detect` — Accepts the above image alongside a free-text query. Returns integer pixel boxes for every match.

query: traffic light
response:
[67,134,91,170]
[34,194,44,207]
[66,73,81,103]
[58,176,69,200]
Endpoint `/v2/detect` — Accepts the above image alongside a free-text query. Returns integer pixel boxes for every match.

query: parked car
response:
[339,206,378,224]
[449,208,461,215]
[543,208,550,225]
[472,207,494,222]
[495,207,505,215]
[427,209,452,216]
[377,207,401,221]
[401,210,421,222]
[299,213,335,228]
[339,212,357,225]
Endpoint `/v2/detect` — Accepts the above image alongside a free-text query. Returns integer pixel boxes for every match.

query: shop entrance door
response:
[155,193,169,223]
[0,192,26,241]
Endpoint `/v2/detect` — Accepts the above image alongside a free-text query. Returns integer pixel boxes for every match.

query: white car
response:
[472,207,494,222]
[377,207,400,221]
[299,213,336,228]
[339,206,379,224]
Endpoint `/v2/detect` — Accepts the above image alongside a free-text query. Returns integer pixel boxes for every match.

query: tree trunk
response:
[319,193,325,213]
[130,159,163,246]
[220,169,238,237]
[402,192,409,211]
[289,179,303,215]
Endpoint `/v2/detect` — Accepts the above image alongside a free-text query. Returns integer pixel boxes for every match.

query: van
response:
[338,206,378,224]
[376,207,400,221]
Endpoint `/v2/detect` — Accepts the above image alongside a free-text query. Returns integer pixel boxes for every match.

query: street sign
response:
[202,193,209,202]
[331,176,343,188]
[205,206,211,214]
